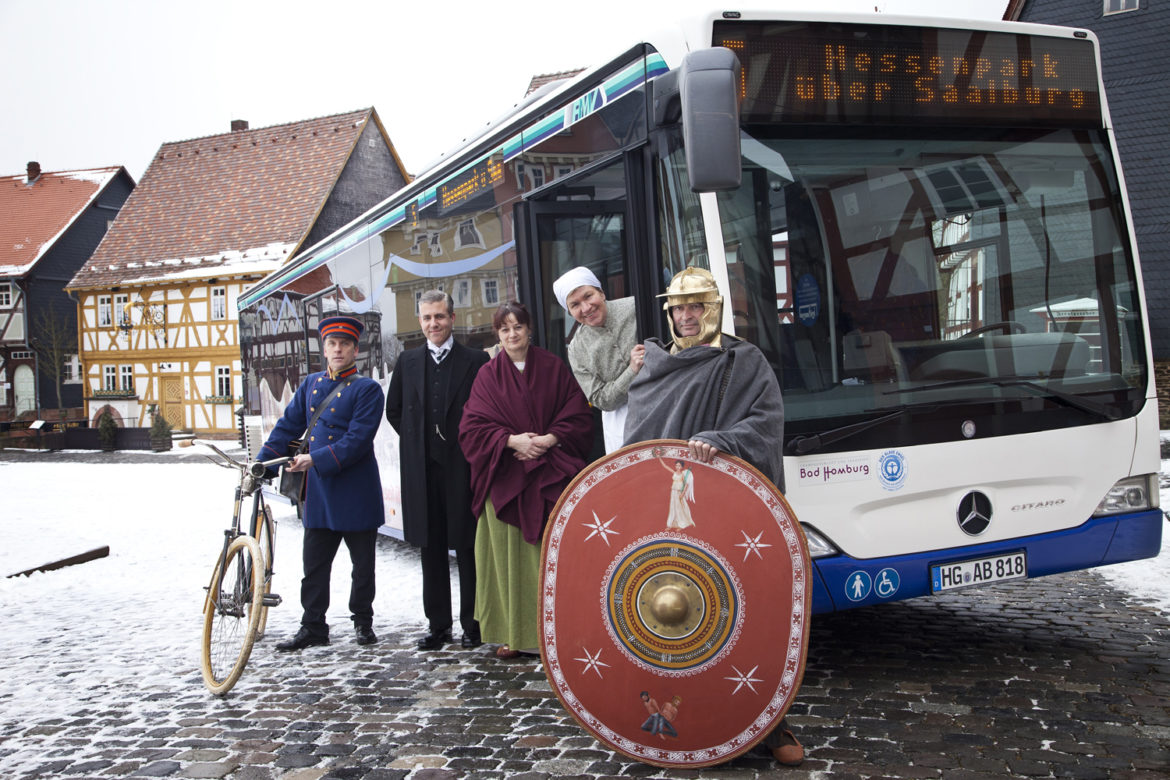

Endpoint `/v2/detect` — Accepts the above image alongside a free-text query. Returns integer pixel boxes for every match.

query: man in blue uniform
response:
[259,315,386,651]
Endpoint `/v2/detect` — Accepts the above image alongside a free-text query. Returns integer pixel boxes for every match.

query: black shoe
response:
[461,632,482,649]
[355,625,377,646]
[416,628,452,650]
[276,627,329,652]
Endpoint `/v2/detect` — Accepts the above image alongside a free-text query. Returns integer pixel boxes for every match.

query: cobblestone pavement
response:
[1,448,1168,778]
[4,569,1167,778]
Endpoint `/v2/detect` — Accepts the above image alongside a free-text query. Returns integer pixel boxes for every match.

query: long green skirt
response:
[474,498,542,653]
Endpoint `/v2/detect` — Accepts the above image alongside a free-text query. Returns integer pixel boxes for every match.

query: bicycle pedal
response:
[262,593,283,607]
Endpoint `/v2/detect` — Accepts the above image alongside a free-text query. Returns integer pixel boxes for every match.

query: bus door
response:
[514,155,650,459]
[517,200,629,360]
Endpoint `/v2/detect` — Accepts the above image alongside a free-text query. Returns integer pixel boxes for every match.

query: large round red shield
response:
[541,440,810,768]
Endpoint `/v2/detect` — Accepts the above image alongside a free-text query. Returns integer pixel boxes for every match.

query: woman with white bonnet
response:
[552,266,644,453]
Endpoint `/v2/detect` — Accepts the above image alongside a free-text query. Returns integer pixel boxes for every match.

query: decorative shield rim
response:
[540,439,811,768]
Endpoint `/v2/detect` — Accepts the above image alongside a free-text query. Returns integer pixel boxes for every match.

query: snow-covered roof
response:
[0,166,126,276]
[116,243,291,285]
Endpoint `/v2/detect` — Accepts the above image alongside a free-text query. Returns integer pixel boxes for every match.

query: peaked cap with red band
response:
[318,315,364,343]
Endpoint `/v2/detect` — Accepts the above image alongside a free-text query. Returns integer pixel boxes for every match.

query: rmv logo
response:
[568,87,608,125]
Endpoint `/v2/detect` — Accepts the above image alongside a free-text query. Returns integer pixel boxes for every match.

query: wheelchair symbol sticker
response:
[875,568,900,598]
[845,571,872,602]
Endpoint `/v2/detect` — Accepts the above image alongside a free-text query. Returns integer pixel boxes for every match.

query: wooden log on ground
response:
[6,546,111,578]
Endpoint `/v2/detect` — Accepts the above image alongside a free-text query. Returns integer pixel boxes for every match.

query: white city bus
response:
[238,10,1162,613]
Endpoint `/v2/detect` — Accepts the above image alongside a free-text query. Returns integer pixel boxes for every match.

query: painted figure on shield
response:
[640,691,680,739]
[658,455,696,530]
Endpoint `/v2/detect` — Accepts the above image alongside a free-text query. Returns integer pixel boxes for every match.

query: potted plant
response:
[149,407,172,452]
[97,411,118,452]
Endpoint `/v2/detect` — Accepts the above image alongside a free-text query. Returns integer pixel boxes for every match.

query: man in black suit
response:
[386,289,490,650]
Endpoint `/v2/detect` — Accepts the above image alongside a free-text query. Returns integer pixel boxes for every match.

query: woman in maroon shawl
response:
[459,301,593,658]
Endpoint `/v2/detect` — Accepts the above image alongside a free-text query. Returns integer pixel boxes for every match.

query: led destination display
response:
[714,21,1102,127]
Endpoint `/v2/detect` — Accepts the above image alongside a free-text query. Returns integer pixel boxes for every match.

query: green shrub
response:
[97,411,118,451]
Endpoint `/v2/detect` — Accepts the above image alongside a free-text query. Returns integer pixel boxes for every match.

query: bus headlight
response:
[799,524,839,558]
[1092,474,1159,517]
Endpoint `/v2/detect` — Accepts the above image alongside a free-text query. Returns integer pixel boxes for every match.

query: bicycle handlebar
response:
[193,439,291,477]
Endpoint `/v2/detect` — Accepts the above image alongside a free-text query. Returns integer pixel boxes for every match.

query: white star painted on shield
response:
[725,664,763,694]
[575,647,610,678]
[582,511,619,546]
[735,529,772,561]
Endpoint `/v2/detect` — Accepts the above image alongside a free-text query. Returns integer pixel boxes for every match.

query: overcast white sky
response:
[1,0,1007,183]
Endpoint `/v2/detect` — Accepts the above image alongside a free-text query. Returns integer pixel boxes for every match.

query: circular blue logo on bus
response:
[878,450,906,491]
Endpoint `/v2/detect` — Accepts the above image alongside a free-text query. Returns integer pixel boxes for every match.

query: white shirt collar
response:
[427,336,454,355]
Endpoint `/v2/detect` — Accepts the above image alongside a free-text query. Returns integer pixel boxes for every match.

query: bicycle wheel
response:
[200,534,264,695]
[254,504,276,638]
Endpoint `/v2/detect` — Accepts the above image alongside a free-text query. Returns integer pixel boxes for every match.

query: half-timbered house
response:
[67,109,409,434]
[0,162,134,421]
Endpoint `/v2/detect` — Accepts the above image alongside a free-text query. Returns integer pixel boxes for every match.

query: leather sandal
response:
[771,729,804,766]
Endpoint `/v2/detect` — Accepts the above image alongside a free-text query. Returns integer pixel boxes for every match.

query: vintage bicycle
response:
[197,441,290,695]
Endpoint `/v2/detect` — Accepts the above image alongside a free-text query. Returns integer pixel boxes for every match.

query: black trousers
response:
[422,461,477,637]
[300,527,377,636]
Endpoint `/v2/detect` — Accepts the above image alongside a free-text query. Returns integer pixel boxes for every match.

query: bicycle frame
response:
[199,442,287,613]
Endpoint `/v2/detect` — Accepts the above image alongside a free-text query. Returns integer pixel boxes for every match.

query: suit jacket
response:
[260,369,385,533]
[385,340,489,548]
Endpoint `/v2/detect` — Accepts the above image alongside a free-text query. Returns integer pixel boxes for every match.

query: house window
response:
[1104,0,1139,12]
[211,287,227,320]
[103,365,117,391]
[1104,0,1139,13]
[0,282,11,307]
[114,293,129,327]
[120,364,134,392]
[64,355,81,384]
[482,278,500,306]
[98,295,112,327]
[455,218,485,251]
[410,232,427,256]
[452,279,472,308]
[216,366,232,397]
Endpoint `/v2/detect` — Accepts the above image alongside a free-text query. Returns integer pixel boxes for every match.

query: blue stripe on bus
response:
[806,508,1164,614]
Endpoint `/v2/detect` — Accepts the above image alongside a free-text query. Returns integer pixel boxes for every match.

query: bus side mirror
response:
[654,47,743,192]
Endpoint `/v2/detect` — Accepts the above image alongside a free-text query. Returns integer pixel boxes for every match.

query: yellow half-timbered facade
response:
[73,252,283,432]
[67,109,409,434]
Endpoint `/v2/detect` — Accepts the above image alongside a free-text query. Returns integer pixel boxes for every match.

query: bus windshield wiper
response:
[885,376,1119,421]
[787,407,918,456]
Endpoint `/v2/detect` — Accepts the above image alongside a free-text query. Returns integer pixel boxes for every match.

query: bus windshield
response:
[705,125,1147,452]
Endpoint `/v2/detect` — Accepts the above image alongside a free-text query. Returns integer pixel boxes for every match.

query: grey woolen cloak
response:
[623,335,786,492]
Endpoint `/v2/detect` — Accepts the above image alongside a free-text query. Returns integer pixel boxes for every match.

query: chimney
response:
[26,161,41,182]
[230,120,249,132]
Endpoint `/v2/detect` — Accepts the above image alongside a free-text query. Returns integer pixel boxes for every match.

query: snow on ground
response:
[0,453,425,719]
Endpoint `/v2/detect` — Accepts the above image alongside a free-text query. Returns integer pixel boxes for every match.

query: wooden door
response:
[161,377,184,429]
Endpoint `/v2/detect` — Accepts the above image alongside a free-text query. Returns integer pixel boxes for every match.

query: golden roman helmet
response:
[658,266,723,350]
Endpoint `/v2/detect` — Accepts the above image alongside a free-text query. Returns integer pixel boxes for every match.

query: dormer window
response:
[1104,0,1139,14]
